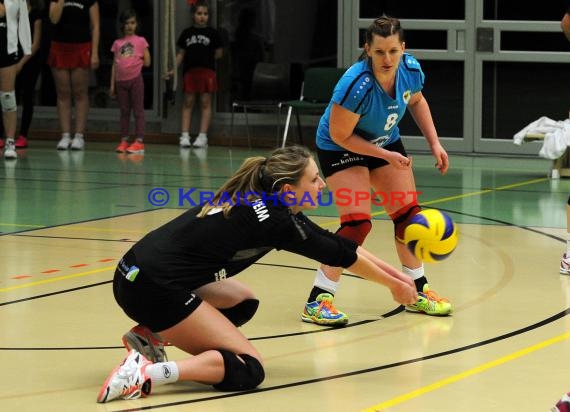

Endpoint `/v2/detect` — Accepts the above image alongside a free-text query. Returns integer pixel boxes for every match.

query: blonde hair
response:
[198,145,313,217]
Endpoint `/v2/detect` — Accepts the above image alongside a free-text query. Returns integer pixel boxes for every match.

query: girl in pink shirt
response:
[110,9,150,154]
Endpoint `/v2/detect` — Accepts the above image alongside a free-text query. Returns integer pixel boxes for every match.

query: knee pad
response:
[390,201,421,242]
[336,213,372,246]
[213,350,265,391]
[219,299,259,327]
[1,91,16,112]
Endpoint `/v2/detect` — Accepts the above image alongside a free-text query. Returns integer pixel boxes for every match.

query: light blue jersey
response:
[316,53,424,151]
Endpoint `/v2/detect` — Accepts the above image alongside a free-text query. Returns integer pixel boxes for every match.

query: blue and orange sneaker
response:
[301,293,349,326]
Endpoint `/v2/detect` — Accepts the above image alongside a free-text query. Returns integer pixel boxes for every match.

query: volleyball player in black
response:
[97,145,418,403]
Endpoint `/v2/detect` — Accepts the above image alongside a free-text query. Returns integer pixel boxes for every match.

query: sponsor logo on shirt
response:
[64,2,85,10]
[117,258,140,282]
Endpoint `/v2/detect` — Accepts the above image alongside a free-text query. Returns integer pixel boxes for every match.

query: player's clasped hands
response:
[390,282,418,305]
[387,151,412,170]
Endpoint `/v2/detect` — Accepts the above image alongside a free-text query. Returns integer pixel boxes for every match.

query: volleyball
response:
[403,209,458,263]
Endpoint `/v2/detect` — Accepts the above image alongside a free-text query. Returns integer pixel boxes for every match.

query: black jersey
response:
[50,0,96,43]
[176,26,222,73]
[127,200,358,290]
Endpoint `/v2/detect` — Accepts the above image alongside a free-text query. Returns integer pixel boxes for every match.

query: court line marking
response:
[0,177,547,291]
[0,266,114,292]
[362,331,570,411]
[319,176,548,227]
[0,222,44,228]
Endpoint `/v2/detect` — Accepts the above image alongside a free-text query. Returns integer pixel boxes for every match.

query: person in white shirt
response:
[0,0,31,159]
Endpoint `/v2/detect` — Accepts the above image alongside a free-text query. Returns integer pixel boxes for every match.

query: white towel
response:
[4,0,31,56]
[513,116,570,160]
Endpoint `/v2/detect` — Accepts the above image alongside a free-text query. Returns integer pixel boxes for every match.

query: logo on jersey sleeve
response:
[371,135,390,148]
[403,90,411,104]
[404,55,421,70]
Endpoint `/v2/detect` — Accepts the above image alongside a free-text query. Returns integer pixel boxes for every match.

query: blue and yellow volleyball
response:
[403,209,458,263]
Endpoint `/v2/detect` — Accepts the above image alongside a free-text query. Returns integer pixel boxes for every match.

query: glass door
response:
[346,1,569,155]
[474,0,570,154]
[346,0,472,153]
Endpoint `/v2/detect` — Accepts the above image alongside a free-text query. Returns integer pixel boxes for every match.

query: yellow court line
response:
[0,266,115,292]
[0,223,45,228]
[319,177,548,227]
[362,331,570,411]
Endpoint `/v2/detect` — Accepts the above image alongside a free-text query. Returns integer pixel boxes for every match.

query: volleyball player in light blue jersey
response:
[303,16,452,326]
[316,54,423,151]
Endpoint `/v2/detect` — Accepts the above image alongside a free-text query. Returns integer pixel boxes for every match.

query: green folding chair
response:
[280,67,346,147]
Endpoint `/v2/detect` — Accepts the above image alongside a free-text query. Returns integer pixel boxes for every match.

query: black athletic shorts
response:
[112,250,203,332]
[316,139,408,178]
[0,46,22,68]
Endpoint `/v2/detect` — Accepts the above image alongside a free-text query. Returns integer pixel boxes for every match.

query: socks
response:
[181,131,189,138]
[402,265,427,292]
[74,133,84,140]
[197,132,207,139]
[308,286,332,302]
[307,268,339,302]
[145,361,179,386]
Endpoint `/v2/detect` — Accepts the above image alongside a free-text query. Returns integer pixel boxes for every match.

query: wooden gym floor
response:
[0,141,568,412]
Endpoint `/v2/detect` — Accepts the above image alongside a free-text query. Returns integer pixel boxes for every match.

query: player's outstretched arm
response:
[347,249,417,305]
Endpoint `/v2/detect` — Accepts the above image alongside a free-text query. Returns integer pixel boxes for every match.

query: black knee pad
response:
[219,299,259,327]
[213,350,265,391]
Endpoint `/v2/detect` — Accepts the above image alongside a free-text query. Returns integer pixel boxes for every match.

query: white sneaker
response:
[4,140,17,159]
[70,135,84,150]
[192,135,208,148]
[179,135,191,148]
[192,147,208,161]
[561,253,570,275]
[96,350,152,403]
[57,135,71,150]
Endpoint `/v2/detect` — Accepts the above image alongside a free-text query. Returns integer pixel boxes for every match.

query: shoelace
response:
[317,299,340,315]
[424,289,449,303]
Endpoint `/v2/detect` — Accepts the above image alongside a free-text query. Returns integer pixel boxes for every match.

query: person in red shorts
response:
[167,0,223,149]
[48,0,99,151]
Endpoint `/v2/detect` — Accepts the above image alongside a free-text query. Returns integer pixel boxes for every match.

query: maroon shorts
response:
[48,42,92,69]
[183,68,217,93]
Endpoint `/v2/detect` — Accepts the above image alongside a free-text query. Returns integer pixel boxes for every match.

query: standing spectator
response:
[0,0,31,160]
[559,4,570,277]
[48,0,99,151]
[0,0,43,151]
[110,9,150,155]
[167,0,223,148]
[562,0,570,41]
